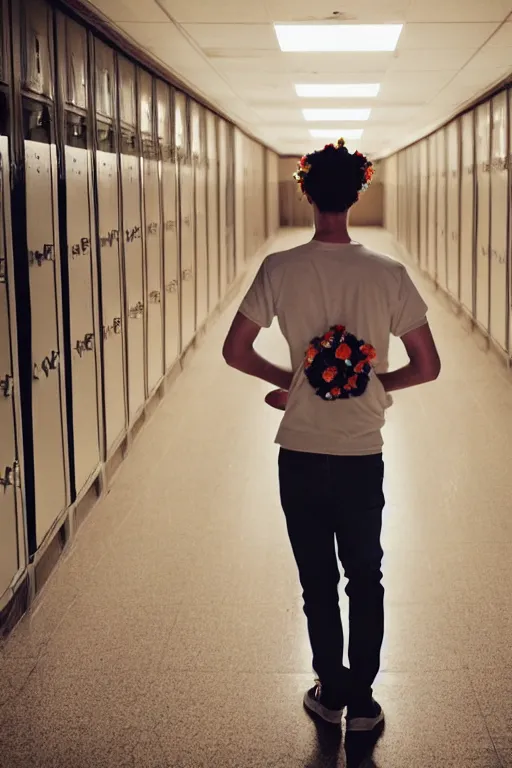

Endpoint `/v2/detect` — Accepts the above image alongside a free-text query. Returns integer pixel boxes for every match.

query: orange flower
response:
[348,375,358,389]
[354,361,365,374]
[330,387,342,397]
[322,367,337,383]
[335,343,351,361]
[360,343,376,361]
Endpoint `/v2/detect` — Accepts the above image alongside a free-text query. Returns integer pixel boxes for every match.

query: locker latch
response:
[165,220,176,232]
[165,280,178,294]
[113,317,122,334]
[149,291,161,304]
[0,461,21,491]
[0,374,13,397]
[0,256,6,283]
[182,269,193,282]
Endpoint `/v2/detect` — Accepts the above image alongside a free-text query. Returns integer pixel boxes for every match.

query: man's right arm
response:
[377,322,441,393]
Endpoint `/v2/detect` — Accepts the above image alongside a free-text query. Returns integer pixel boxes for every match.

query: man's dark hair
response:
[301,142,373,214]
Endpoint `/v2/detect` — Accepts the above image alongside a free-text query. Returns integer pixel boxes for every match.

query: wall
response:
[383,86,511,357]
[0,0,280,635]
[278,157,384,228]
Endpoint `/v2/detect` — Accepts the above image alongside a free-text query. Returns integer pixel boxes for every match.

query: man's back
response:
[239,239,427,456]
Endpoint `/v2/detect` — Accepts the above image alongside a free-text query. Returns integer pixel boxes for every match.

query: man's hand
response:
[265,389,288,411]
[378,322,441,393]
[223,312,293,391]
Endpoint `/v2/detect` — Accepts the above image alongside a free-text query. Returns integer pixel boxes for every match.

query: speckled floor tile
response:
[1,228,511,767]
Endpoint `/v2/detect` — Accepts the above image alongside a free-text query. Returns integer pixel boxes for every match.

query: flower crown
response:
[293,137,375,194]
[304,325,377,401]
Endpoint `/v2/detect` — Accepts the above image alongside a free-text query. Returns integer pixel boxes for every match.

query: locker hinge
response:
[0,374,13,397]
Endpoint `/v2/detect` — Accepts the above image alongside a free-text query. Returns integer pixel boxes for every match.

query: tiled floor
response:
[2,228,512,767]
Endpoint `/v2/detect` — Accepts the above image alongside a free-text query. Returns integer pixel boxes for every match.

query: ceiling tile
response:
[268,0,408,23]
[181,23,279,49]
[406,0,512,23]
[389,48,475,71]
[159,0,270,23]
[398,22,501,49]
[90,0,169,23]
[209,52,394,74]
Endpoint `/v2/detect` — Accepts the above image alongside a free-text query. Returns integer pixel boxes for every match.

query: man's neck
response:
[312,211,352,244]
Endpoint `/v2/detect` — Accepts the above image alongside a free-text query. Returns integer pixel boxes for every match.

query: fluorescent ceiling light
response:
[295,84,380,98]
[274,24,403,52]
[303,108,371,122]
[310,129,364,139]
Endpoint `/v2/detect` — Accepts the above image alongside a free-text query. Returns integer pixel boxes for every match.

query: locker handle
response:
[182,269,193,282]
[84,333,94,351]
[114,317,122,334]
[149,290,161,304]
[0,374,13,398]
[129,301,144,319]
[166,280,178,294]
[0,465,12,490]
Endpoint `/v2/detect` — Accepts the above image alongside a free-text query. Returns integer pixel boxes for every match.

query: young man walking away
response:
[223,139,440,731]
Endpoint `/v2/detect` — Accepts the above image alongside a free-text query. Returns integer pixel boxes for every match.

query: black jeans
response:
[279,448,385,708]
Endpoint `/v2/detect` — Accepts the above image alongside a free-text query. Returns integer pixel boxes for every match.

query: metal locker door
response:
[475,102,492,332]
[157,81,180,371]
[0,106,24,597]
[489,92,509,352]
[176,92,195,350]
[139,70,163,395]
[206,111,219,311]
[427,136,437,281]
[266,150,279,237]
[460,111,476,316]
[217,120,228,298]
[225,125,236,286]
[409,146,420,262]
[192,102,208,329]
[419,140,429,272]
[58,17,101,496]
[118,56,145,423]
[20,1,69,546]
[94,40,126,454]
[446,120,461,300]
[436,129,448,290]
[234,129,245,277]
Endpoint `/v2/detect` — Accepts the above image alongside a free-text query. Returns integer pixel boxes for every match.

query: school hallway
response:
[1,227,512,768]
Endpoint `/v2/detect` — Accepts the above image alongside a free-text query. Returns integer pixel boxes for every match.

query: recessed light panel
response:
[309,129,364,139]
[274,24,403,52]
[295,84,381,98]
[303,108,371,122]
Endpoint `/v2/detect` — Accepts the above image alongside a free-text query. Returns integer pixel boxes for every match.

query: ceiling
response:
[84,0,512,158]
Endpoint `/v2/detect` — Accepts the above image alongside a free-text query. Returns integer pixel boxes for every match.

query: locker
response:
[234,129,245,277]
[206,110,219,312]
[118,56,145,423]
[0,113,24,596]
[446,120,461,300]
[475,102,492,331]
[460,111,475,315]
[436,129,448,290]
[176,92,195,350]
[139,69,163,394]
[427,136,437,280]
[18,0,69,547]
[489,91,509,351]
[266,150,279,238]
[226,124,236,285]
[397,151,408,250]
[217,119,228,297]
[94,40,126,454]
[192,101,208,329]
[57,16,101,496]
[409,146,420,262]
[156,81,180,371]
[254,143,266,250]
[384,154,398,239]
[419,140,429,272]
